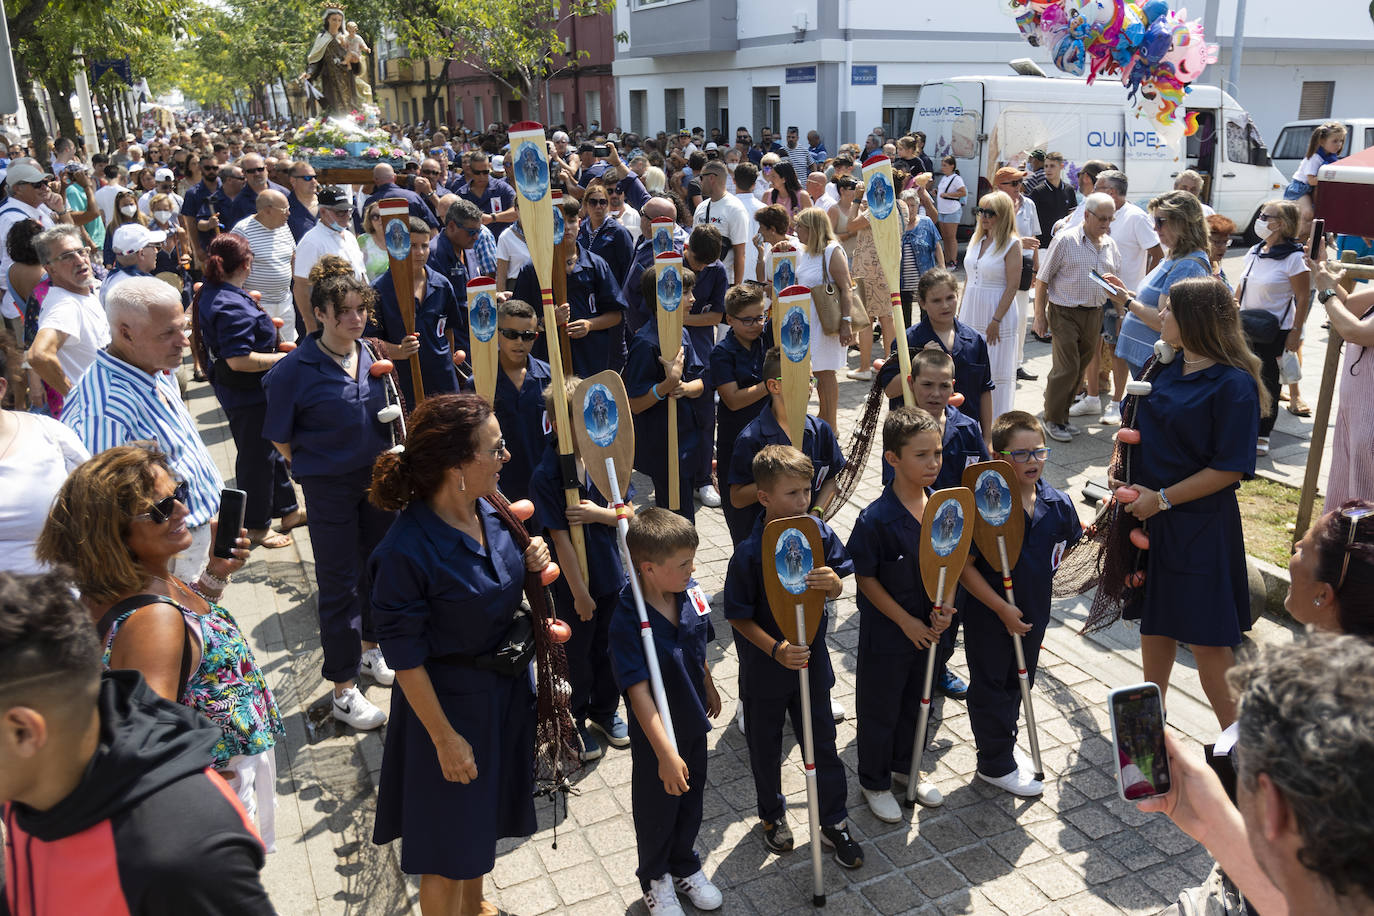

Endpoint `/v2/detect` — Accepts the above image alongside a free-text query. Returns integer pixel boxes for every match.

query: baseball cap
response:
[490,155,505,175]
[317,186,352,210]
[4,161,47,187]
[1029,149,1047,161]
[994,166,1027,185]
[606,133,620,143]
[705,142,718,151]
[112,223,167,256]
[155,167,175,182]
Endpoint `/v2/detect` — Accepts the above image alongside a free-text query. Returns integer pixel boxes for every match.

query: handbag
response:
[429,605,535,677]
[1018,253,1035,292]
[810,244,844,334]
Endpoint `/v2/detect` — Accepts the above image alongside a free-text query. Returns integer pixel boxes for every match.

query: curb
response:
[1249,554,1293,623]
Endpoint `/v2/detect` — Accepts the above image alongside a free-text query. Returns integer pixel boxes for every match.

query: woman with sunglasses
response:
[359,202,391,282]
[1309,257,1374,511]
[1113,276,1266,729]
[959,191,1023,425]
[36,444,284,849]
[577,181,634,285]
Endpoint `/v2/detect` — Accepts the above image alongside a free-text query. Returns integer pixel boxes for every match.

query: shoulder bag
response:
[810,243,844,335]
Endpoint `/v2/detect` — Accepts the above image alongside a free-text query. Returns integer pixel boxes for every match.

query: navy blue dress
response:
[492,355,551,504]
[1129,361,1258,646]
[369,500,536,879]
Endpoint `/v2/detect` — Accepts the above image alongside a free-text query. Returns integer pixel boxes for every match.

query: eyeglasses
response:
[1089,210,1114,223]
[293,174,317,181]
[774,376,818,388]
[731,314,767,326]
[243,167,265,174]
[998,447,1051,462]
[586,198,609,207]
[485,437,509,458]
[1337,506,1374,592]
[997,181,1022,189]
[49,247,90,265]
[135,480,190,524]
[499,328,540,342]
[974,207,996,218]
[1258,213,1278,223]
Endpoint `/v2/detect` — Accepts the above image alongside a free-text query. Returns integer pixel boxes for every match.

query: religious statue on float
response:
[300,4,373,117]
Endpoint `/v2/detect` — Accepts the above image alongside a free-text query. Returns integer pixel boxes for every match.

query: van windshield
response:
[1275,125,1351,160]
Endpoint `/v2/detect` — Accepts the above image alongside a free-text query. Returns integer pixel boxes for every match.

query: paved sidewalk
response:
[199,245,1322,914]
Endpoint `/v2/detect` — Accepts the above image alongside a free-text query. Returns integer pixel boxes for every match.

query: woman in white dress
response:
[794,207,857,431]
[958,191,1022,424]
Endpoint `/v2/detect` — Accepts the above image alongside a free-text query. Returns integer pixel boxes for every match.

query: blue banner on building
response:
[785,66,816,84]
[851,66,877,86]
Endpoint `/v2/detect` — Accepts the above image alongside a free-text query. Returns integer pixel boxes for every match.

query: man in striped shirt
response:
[231,190,297,342]
[62,277,224,581]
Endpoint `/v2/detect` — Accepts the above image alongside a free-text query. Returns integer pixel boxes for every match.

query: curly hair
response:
[1230,632,1374,902]
[1310,499,1374,636]
[0,570,101,715]
[370,393,491,509]
[308,254,375,320]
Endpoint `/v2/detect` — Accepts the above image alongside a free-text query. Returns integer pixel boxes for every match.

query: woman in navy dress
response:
[368,393,552,916]
[1112,277,1266,729]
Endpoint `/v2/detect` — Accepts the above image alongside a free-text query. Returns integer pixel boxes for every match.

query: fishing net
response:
[824,372,888,522]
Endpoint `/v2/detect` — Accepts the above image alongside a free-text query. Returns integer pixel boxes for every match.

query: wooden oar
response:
[379,197,423,401]
[650,215,676,255]
[862,154,913,405]
[769,242,798,350]
[906,486,975,806]
[776,284,813,448]
[653,250,686,511]
[762,515,829,909]
[549,188,575,375]
[465,276,498,405]
[964,460,1043,780]
[571,370,677,748]
[509,120,588,583]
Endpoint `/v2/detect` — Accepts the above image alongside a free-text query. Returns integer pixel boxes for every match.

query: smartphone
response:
[1310,218,1326,261]
[1108,682,1172,802]
[1089,269,1120,295]
[212,488,248,560]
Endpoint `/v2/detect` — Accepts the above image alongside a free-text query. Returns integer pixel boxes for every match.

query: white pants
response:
[263,295,297,343]
[219,748,278,853]
[171,522,212,583]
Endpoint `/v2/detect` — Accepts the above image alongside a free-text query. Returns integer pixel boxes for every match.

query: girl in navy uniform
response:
[608,508,724,915]
[193,232,303,549]
[682,226,728,508]
[262,256,398,731]
[1112,277,1264,728]
[958,412,1082,798]
[489,299,550,504]
[711,284,770,545]
[368,394,552,916]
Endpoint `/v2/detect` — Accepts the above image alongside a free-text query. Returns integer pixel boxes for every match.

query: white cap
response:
[112,223,167,256]
[490,155,505,175]
[154,167,175,182]
[3,161,46,187]
[705,142,718,151]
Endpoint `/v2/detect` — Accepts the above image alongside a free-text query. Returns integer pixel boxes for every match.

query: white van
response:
[909,75,1285,238]
[1272,118,1374,186]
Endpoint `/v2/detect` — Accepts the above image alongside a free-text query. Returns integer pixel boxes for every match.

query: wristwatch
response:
[1318,287,1339,304]
[840,316,852,323]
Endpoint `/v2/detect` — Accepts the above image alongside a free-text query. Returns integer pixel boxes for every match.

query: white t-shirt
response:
[38,286,111,384]
[1107,201,1160,290]
[495,229,531,282]
[936,174,966,216]
[693,193,750,283]
[738,194,765,283]
[814,192,838,213]
[1292,152,1326,184]
[1238,248,1309,329]
[94,183,127,224]
[293,222,366,281]
[1014,195,1042,242]
[0,414,90,575]
[614,206,642,244]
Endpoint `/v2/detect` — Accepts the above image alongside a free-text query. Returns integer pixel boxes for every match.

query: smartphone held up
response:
[1108,682,1172,802]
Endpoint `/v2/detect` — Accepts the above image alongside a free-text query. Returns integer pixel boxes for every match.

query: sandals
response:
[277,508,308,533]
[248,529,293,549]
[1287,399,1312,417]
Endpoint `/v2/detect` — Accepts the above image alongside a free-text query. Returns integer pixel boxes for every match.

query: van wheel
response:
[1242,208,1264,246]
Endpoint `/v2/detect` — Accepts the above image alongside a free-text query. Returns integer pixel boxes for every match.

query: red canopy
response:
[1315,147,1374,236]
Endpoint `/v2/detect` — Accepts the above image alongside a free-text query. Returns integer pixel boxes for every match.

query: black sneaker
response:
[820,823,863,869]
[762,818,793,853]
[1017,367,1038,381]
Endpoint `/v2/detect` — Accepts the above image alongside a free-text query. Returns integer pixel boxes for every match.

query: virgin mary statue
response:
[302,7,361,117]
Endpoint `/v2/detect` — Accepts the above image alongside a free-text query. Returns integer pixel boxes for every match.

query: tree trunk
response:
[15,57,51,164]
[44,74,79,144]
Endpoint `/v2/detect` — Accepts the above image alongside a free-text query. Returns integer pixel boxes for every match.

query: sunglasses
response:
[1337,507,1374,592]
[421,169,442,177]
[1258,213,1279,223]
[499,328,540,342]
[243,167,265,174]
[471,169,490,176]
[586,198,609,207]
[1153,217,1168,230]
[998,447,1051,462]
[974,207,996,218]
[294,174,317,181]
[135,480,190,524]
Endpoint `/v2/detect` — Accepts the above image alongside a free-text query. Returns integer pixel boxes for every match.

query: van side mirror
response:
[1250,145,1271,167]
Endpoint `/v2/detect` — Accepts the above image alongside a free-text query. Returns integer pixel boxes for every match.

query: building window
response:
[550,93,565,127]
[630,90,647,137]
[665,88,685,132]
[1298,81,1335,120]
[584,90,602,129]
[705,87,728,138]
[881,85,920,141]
[473,97,484,132]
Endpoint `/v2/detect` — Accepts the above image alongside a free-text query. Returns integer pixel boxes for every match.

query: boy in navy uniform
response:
[489,299,550,503]
[625,267,706,522]
[724,445,863,868]
[710,284,770,545]
[957,411,1082,797]
[608,508,725,916]
[531,374,632,762]
[846,407,950,821]
[727,347,846,537]
[682,226,728,507]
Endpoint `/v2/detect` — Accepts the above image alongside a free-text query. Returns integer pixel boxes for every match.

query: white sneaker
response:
[359,647,395,686]
[645,874,686,916]
[1101,401,1122,425]
[863,787,903,823]
[1069,396,1103,417]
[674,870,723,911]
[1256,437,1270,456]
[978,766,1044,797]
[831,697,846,722]
[910,781,944,808]
[697,485,722,508]
[846,368,874,381]
[332,686,387,730]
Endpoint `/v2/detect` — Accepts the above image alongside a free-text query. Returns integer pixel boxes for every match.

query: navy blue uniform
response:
[225,179,289,231]
[370,500,536,879]
[1130,361,1258,646]
[457,178,516,238]
[363,181,440,230]
[578,216,635,291]
[710,331,769,544]
[684,260,726,490]
[286,193,317,242]
[963,479,1081,778]
[880,403,988,490]
[609,577,714,890]
[622,229,687,334]
[370,265,468,406]
[262,334,396,683]
[196,280,298,530]
[726,410,846,538]
[182,179,220,250]
[514,249,626,376]
[531,447,630,727]
[725,518,852,827]
[492,355,550,503]
[625,323,704,522]
[878,317,994,431]
[427,230,470,299]
[846,486,949,791]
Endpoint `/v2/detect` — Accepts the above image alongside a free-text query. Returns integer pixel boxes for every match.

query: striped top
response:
[231,216,296,306]
[62,349,224,527]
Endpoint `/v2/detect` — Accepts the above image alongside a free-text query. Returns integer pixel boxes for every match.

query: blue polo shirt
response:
[261,333,392,478]
[529,445,630,601]
[182,179,220,247]
[514,249,626,376]
[881,404,988,488]
[727,408,846,510]
[364,181,440,230]
[723,516,852,699]
[575,161,610,187]
[210,187,234,232]
[686,260,727,370]
[615,173,651,212]
[709,331,768,446]
[196,280,275,410]
[878,317,994,431]
[608,576,715,739]
[428,230,470,302]
[370,265,466,406]
[492,355,551,503]
[846,485,938,658]
[225,179,290,230]
[458,177,516,238]
[578,216,634,286]
[624,323,703,479]
[285,193,317,242]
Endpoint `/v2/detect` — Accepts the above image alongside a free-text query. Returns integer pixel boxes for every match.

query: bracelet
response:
[840,316,852,323]
[989,316,1001,323]
[199,570,231,590]
[770,638,784,660]
[1158,487,1172,511]
[810,505,825,516]
[652,383,664,401]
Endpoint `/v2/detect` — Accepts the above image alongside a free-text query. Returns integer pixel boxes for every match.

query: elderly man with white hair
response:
[61,276,225,581]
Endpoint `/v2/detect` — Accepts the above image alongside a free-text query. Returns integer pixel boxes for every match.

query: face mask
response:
[323,217,345,233]
[726,162,738,172]
[153,210,173,223]
[120,204,137,217]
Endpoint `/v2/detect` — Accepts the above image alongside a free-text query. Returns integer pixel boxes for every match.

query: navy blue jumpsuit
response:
[710,330,769,544]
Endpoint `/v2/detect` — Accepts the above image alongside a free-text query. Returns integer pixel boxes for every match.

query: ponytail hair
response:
[202,232,252,284]
[371,393,491,510]
[1306,121,1347,159]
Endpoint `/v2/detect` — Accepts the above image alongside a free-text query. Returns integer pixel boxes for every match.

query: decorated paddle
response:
[549,188,575,374]
[465,276,499,405]
[761,515,829,908]
[862,154,914,406]
[571,370,678,748]
[379,197,423,401]
[509,120,588,583]
[906,486,976,807]
[964,460,1044,780]
[653,250,686,511]
[776,284,813,448]
[768,241,799,350]
[650,215,676,256]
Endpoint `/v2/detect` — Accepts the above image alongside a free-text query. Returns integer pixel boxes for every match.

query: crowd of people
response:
[0,112,1371,915]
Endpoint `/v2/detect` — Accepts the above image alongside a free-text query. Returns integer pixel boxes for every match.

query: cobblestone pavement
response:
[201,249,1327,914]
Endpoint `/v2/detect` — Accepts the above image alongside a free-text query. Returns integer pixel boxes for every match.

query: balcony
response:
[624,0,738,57]
[382,57,414,83]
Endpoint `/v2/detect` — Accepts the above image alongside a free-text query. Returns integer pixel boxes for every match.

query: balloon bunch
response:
[1006,0,1218,142]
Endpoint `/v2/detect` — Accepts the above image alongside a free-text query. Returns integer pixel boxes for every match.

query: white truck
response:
[909,75,1285,239]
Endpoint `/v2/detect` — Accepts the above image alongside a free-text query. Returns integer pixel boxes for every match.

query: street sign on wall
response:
[852,66,877,86]
[785,66,816,85]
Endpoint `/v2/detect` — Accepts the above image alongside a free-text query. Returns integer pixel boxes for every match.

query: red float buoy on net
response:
[1129,527,1151,551]
[1114,486,1140,503]
[278,341,297,352]
[369,359,395,377]
[539,562,562,587]
[509,499,536,522]
[1116,428,1141,445]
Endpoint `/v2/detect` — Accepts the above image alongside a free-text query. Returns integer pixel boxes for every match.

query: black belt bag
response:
[430,607,534,676]
[1019,254,1035,291]
[213,358,268,391]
